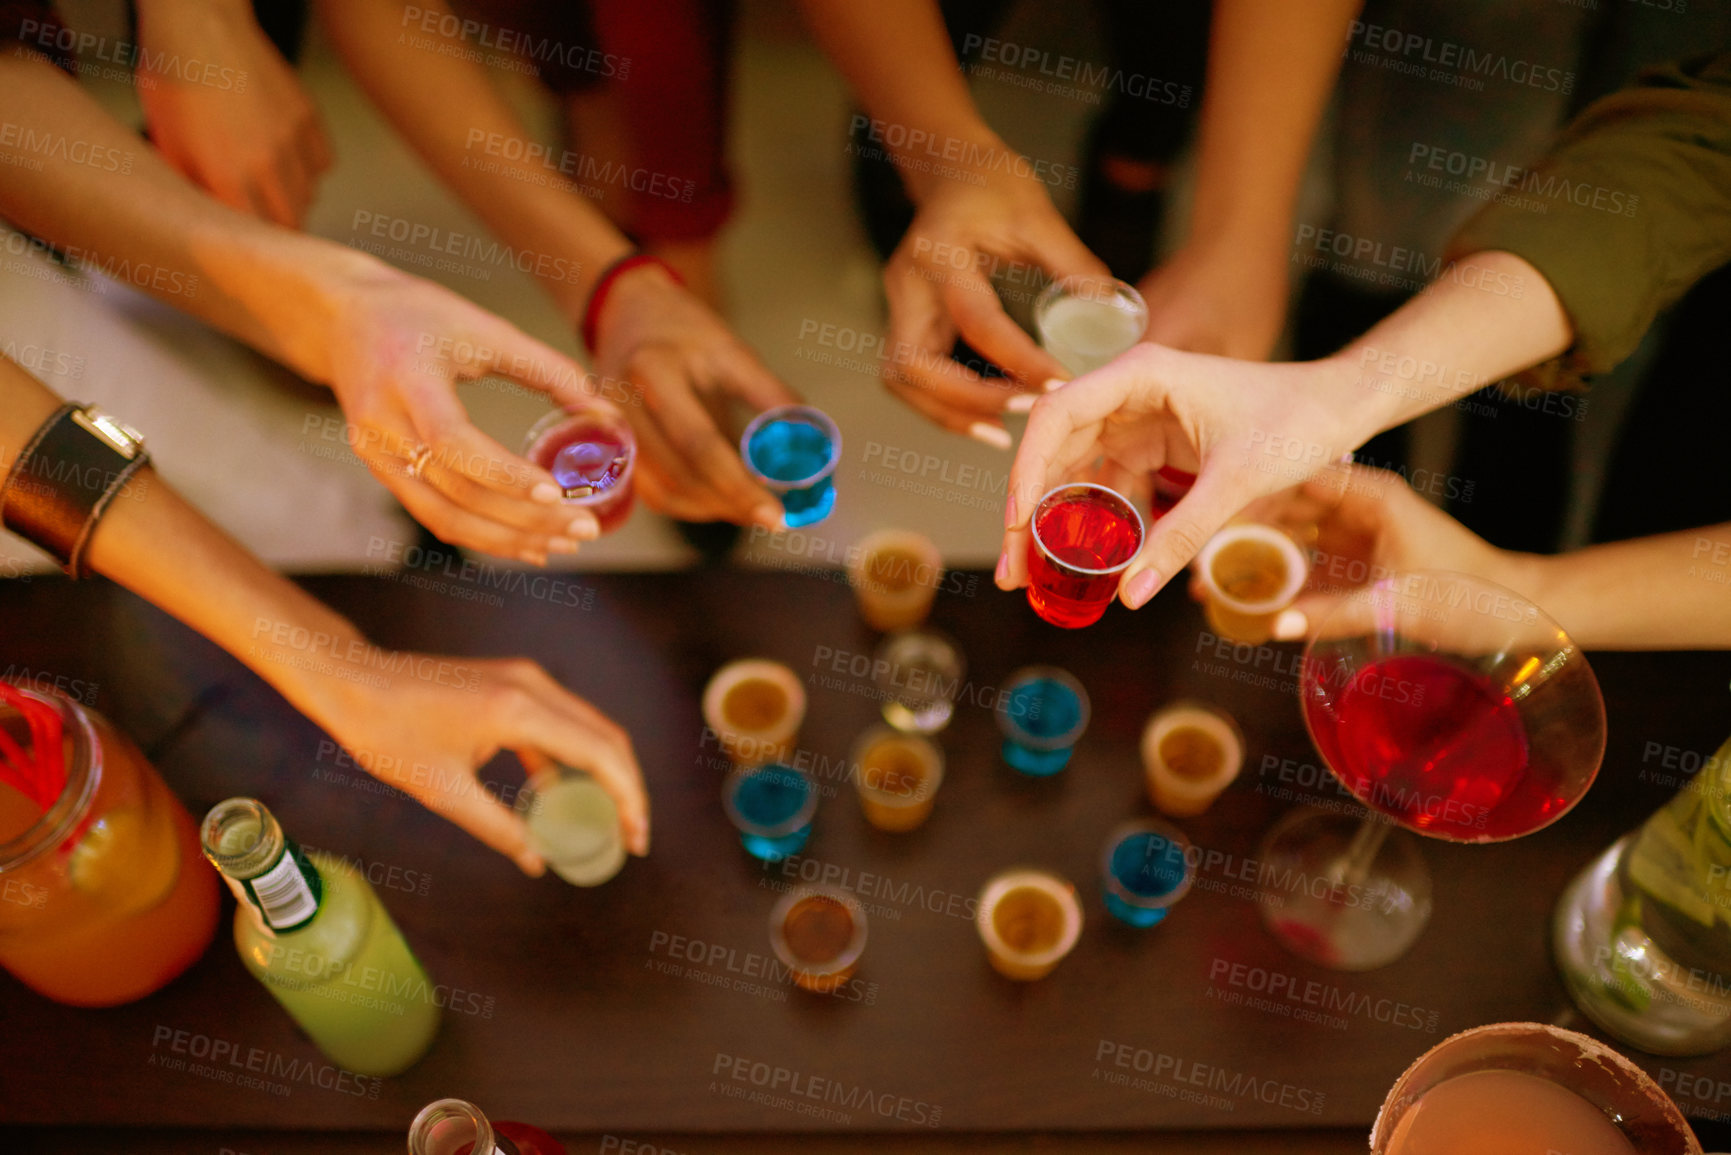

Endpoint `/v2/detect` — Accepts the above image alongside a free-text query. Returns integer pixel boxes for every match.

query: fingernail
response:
[1004,392,1038,414]
[1004,492,1019,529]
[754,505,785,531]
[515,849,546,877]
[1274,608,1309,641]
[1042,377,1066,392]
[521,550,548,567]
[531,482,560,504]
[994,551,1008,584]
[569,517,600,541]
[550,536,578,553]
[1124,568,1160,609]
[968,422,1012,451]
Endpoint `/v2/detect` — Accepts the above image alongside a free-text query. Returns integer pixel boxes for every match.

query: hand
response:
[323,654,649,875]
[1220,466,1527,640]
[883,169,1108,447]
[1136,233,1290,360]
[320,262,612,563]
[135,0,333,226]
[997,342,1363,608]
[589,263,797,527]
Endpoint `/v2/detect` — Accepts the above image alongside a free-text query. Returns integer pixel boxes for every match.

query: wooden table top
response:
[1,571,1728,1151]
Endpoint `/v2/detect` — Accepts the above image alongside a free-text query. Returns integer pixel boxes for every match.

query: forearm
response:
[0,360,366,725]
[315,0,632,319]
[0,51,366,385]
[1507,525,1731,650]
[794,0,1003,202]
[1314,251,1573,444]
[1190,0,1360,247]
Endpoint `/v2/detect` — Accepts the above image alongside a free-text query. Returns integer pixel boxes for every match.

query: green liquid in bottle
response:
[1623,738,1731,979]
[230,851,441,1076]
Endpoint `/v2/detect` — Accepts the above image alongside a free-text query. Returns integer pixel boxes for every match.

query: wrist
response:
[894,123,1016,204]
[583,256,681,354]
[1307,350,1405,452]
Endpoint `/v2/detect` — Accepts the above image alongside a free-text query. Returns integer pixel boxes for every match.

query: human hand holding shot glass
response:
[522,402,638,534]
[702,659,806,768]
[1024,484,1145,628]
[740,405,842,529]
[1034,276,1149,376]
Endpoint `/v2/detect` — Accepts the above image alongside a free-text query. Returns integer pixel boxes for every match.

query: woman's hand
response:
[320,653,649,874]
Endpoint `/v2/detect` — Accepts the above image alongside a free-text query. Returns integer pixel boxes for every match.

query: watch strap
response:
[2,403,150,578]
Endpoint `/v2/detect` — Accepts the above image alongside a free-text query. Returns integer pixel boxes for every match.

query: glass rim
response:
[995,665,1090,749]
[522,405,638,505]
[740,405,843,491]
[849,725,945,807]
[1032,275,1149,327]
[0,688,97,872]
[1195,522,1309,613]
[975,868,1082,965]
[1298,568,1605,844]
[768,884,869,977]
[1030,483,1146,577]
[408,1098,496,1155]
[722,763,819,838]
[1100,820,1195,911]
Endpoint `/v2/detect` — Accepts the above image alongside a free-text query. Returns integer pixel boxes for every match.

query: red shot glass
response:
[523,405,637,534]
[1026,483,1145,629]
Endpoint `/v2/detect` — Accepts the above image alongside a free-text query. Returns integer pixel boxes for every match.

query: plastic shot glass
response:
[872,630,964,735]
[516,765,626,887]
[1195,523,1309,645]
[741,405,842,528]
[522,405,637,533]
[851,726,944,832]
[769,885,867,994]
[1027,483,1145,629]
[995,666,1090,777]
[975,868,1083,981]
[1101,820,1195,928]
[722,763,816,862]
[702,659,806,768]
[1141,701,1245,817]
[1033,276,1148,376]
[846,529,944,632]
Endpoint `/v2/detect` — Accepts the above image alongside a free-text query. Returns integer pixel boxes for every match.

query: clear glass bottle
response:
[409,1097,566,1155]
[0,686,218,1005]
[1553,735,1731,1055]
[201,797,441,1075]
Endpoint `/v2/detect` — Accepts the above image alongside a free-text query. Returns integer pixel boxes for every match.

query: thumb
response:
[412,770,545,877]
[1118,465,1249,610]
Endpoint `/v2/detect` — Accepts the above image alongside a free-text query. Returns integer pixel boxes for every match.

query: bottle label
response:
[225,838,323,933]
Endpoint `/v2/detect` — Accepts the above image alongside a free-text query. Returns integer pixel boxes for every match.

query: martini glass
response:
[1257,571,1606,970]
[1370,1022,1706,1154]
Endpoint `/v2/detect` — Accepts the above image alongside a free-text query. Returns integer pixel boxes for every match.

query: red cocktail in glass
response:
[523,407,636,534]
[1027,483,1144,628]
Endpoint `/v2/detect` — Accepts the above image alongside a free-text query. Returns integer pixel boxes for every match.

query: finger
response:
[1024,211,1114,283]
[636,357,783,529]
[1119,463,1255,610]
[624,413,736,523]
[883,259,1029,427]
[511,696,650,856]
[257,154,311,228]
[396,374,571,508]
[417,444,598,543]
[719,345,801,412]
[387,472,567,563]
[402,762,544,876]
[299,113,335,176]
[473,328,602,410]
[944,270,1068,387]
[882,376,1012,451]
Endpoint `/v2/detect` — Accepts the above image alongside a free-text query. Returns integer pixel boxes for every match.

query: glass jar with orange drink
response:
[0,684,219,1006]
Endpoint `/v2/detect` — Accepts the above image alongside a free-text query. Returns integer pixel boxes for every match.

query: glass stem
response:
[1340,813,1394,889]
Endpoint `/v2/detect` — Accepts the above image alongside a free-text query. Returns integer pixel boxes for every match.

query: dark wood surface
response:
[1,571,1729,1149]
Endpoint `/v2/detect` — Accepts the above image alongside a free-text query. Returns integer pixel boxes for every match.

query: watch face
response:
[71,407,145,459]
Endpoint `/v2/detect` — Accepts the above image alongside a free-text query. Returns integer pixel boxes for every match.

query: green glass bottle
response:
[201,797,440,1076]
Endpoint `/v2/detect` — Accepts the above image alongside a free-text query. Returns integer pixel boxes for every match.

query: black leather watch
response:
[2,403,150,578]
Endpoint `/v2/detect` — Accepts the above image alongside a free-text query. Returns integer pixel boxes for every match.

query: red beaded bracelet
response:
[580,252,684,352]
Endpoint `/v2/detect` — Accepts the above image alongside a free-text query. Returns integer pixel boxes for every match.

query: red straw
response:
[0,682,66,809]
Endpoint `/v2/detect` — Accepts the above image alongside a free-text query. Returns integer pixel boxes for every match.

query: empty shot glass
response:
[995,666,1090,777]
[741,405,842,528]
[846,529,944,632]
[516,764,627,887]
[702,659,806,768]
[1027,483,1145,629]
[976,868,1083,981]
[723,763,817,862]
[769,884,867,994]
[872,630,964,734]
[851,726,944,832]
[1101,820,1195,928]
[1033,276,1148,376]
[1194,523,1309,645]
[1141,701,1245,817]
[523,404,638,534]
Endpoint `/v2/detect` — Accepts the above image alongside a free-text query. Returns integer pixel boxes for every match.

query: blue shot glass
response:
[723,763,817,862]
[995,667,1090,776]
[1101,820,1195,928]
[741,405,842,528]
